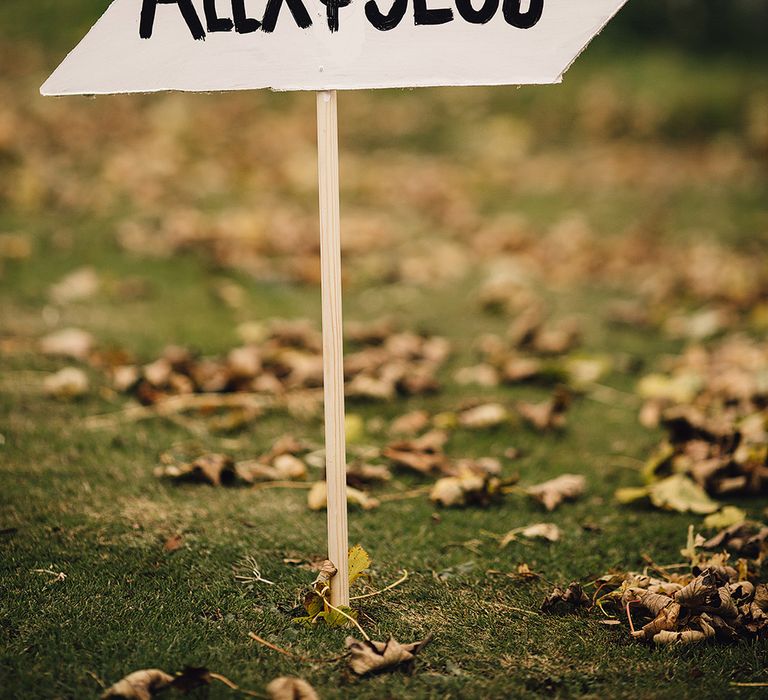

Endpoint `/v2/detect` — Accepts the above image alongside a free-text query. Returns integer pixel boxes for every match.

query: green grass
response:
[3,239,768,698]
[2,3,768,699]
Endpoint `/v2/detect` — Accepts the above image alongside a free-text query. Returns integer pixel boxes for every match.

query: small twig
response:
[249,632,305,659]
[730,682,768,688]
[234,556,275,586]
[625,600,640,635]
[500,485,528,496]
[586,383,640,407]
[251,481,314,492]
[85,670,107,689]
[208,672,266,698]
[350,570,409,601]
[378,487,431,503]
[31,567,67,583]
[247,632,343,664]
[495,604,540,617]
[641,554,689,579]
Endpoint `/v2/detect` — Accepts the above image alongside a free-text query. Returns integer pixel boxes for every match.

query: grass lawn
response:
[2,2,768,698]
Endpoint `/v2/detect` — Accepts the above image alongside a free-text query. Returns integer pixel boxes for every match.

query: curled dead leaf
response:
[101,669,174,700]
[541,582,588,613]
[50,266,100,304]
[155,453,237,487]
[430,467,502,508]
[501,523,562,546]
[307,482,379,511]
[44,367,89,399]
[390,410,430,436]
[40,327,94,360]
[527,473,585,511]
[384,430,450,475]
[345,635,431,676]
[517,388,571,431]
[458,403,509,429]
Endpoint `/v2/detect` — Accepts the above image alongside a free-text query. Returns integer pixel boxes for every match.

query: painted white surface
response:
[42,0,628,95]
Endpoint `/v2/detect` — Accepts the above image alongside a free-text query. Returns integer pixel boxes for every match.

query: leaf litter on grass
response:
[541,525,768,645]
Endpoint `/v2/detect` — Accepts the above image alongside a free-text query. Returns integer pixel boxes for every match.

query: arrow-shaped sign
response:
[42,0,627,95]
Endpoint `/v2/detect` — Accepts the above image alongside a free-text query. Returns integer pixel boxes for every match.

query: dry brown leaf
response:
[155,453,237,487]
[44,367,89,399]
[674,569,727,608]
[266,677,319,700]
[541,582,588,613]
[527,474,585,511]
[703,521,768,560]
[458,403,509,429]
[346,461,391,488]
[384,430,450,475]
[345,636,430,676]
[101,669,174,700]
[307,482,380,511]
[500,523,562,546]
[531,318,581,355]
[633,602,681,640]
[517,388,571,431]
[652,615,715,645]
[502,356,544,383]
[50,266,100,304]
[430,467,501,508]
[163,534,183,553]
[389,410,430,436]
[40,328,95,360]
[453,364,500,387]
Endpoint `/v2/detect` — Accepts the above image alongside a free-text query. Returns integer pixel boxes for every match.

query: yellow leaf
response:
[348,545,372,585]
[703,506,746,531]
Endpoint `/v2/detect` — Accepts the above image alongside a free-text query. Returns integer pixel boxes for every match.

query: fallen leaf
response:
[430,468,501,508]
[50,266,100,304]
[541,582,589,613]
[44,367,89,399]
[453,364,500,387]
[101,669,174,700]
[307,482,379,511]
[390,410,430,436]
[616,474,720,514]
[527,474,585,511]
[703,521,768,559]
[500,523,562,546]
[458,403,509,429]
[649,474,720,514]
[155,453,237,487]
[164,534,183,553]
[267,677,319,700]
[346,636,430,676]
[384,430,450,475]
[517,388,571,431]
[348,544,372,585]
[40,328,94,360]
[346,461,391,488]
[703,506,747,531]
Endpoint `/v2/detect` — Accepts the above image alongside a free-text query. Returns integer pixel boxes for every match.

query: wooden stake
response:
[316,90,349,607]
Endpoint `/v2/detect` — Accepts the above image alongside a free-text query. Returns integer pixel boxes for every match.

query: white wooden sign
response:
[42,0,627,95]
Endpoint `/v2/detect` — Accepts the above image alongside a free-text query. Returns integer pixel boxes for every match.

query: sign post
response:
[42,0,630,606]
[316,89,349,606]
